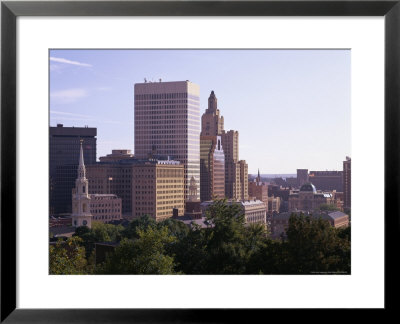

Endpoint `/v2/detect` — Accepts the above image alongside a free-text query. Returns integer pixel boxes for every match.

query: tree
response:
[97,226,177,274]
[285,213,350,274]
[49,237,88,274]
[319,204,340,211]
[73,222,124,257]
[122,215,157,240]
[172,223,209,274]
[201,199,248,274]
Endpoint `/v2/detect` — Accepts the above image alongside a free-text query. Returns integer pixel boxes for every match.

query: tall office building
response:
[343,156,351,209]
[239,160,249,201]
[200,135,225,201]
[308,170,343,191]
[134,80,200,201]
[297,169,309,187]
[200,91,225,201]
[221,130,241,200]
[50,124,97,215]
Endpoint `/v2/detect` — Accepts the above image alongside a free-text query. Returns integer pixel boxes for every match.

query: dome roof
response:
[300,183,317,193]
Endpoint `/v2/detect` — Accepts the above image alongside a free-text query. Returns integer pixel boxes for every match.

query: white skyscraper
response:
[134,80,200,201]
[71,140,93,228]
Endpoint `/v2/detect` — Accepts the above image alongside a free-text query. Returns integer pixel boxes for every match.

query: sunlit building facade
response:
[200,135,225,201]
[134,80,200,201]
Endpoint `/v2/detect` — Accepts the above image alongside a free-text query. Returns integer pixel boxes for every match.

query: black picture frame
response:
[1,0,399,322]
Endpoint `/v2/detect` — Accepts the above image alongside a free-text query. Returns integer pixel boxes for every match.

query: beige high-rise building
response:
[134,80,200,202]
[221,130,241,200]
[200,91,226,202]
[239,160,248,201]
[200,135,225,201]
[132,160,185,221]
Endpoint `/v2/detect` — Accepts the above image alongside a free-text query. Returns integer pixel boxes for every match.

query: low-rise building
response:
[267,196,281,213]
[90,194,122,223]
[200,199,266,227]
[270,210,349,239]
[288,183,334,212]
[99,149,134,162]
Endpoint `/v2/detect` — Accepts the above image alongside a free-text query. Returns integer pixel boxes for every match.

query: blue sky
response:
[50,49,350,174]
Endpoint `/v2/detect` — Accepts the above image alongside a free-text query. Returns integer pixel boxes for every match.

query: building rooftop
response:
[300,183,317,193]
[49,226,76,238]
[93,157,181,166]
[272,211,348,222]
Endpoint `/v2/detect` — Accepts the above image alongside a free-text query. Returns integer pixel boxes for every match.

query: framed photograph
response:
[1,0,398,321]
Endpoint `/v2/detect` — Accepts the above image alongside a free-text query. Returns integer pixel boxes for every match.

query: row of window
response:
[135,93,189,100]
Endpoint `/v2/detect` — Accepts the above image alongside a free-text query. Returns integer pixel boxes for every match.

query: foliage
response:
[73,222,124,257]
[49,237,88,274]
[97,226,177,274]
[285,213,350,274]
[51,200,351,275]
[319,204,340,211]
[122,215,157,240]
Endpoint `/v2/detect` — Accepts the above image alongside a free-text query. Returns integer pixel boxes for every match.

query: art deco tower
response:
[71,140,93,228]
[200,91,225,201]
[201,90,224,136]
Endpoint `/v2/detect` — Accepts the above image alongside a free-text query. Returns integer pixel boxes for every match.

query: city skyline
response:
[50,49,351,173]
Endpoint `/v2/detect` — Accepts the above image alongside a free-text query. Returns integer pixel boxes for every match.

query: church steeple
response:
[257,169,261,183]
[71,139,92,228]
[78,139,86,179]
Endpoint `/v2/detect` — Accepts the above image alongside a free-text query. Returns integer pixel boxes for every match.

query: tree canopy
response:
[52,200,351,275]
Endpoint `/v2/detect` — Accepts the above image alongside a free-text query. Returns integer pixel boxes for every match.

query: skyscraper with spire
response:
[201,90,224,136]
[71,140,93,228]
[200,91,225,201]
[200,90,248,202]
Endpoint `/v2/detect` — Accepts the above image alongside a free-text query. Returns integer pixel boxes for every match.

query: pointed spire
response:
[78,139,86,179]
[79,139,85,167]
[257,169,261,183]
[207,90,218,112]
